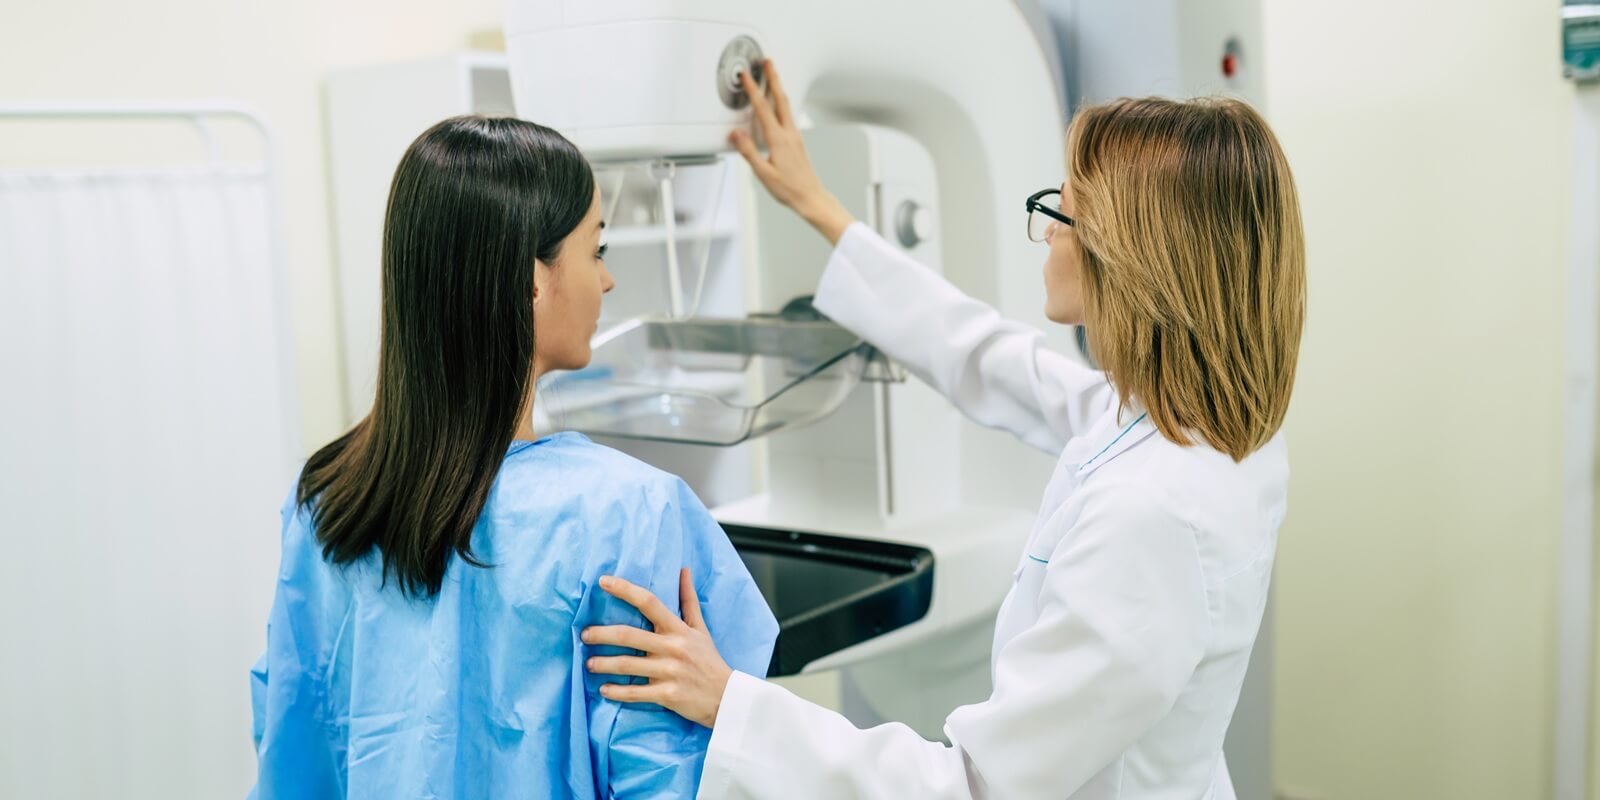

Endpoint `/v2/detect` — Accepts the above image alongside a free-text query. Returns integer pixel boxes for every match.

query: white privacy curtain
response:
[0,144,299,797]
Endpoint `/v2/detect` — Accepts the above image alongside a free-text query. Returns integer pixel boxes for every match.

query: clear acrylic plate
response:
[535,315,896,446]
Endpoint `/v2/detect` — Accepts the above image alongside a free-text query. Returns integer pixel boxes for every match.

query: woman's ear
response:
[532,259,548,305]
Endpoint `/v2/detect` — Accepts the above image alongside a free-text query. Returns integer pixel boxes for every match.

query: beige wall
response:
[1261,1,1576,797]
[1,0,505,455]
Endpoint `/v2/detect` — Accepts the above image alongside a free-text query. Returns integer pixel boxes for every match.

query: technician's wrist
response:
[800,194,853,245]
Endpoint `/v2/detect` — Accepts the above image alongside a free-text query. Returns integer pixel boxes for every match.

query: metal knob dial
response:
[895,200,934,248]
[717,35,767,110]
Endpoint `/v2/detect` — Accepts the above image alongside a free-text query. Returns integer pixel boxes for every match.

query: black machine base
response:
[724,524,934,678]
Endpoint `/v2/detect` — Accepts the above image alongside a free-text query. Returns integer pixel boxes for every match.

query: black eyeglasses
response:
[1026,188,1074,242]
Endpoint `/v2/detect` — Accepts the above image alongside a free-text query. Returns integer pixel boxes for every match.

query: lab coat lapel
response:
[1073,406,1158,477]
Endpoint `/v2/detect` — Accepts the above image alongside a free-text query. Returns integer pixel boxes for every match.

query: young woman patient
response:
[249,116,777,799]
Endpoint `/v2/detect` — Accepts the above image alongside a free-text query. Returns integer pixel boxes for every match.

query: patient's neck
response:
[513,367,539,442]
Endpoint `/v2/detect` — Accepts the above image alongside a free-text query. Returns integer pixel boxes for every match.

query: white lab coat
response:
[698,223,1287,800]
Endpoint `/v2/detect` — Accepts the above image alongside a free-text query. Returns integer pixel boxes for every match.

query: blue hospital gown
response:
[249,432,778,799]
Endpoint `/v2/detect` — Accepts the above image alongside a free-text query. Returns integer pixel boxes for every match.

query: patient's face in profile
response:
[534,185,614,374]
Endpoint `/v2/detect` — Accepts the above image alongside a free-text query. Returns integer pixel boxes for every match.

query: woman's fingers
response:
[598,682,660,704]
[582,624,667,653]
[587,654,668,679]
[678,568,705,630]
[726,63,851,240]
[764,59,793,127]
[728,129,775,181]
[584,568,736,727]
[742,70,780,138]
[599,575,685,633]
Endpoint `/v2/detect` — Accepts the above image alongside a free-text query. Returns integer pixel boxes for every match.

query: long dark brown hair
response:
[298,116,594,597]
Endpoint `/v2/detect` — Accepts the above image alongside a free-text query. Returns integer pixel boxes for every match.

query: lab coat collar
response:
[1073,401,1158,476]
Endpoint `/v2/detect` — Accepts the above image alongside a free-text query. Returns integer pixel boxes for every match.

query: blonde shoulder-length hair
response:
[1067,96,1306,462]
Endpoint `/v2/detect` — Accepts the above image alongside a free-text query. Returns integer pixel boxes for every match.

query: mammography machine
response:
[506,0,1265,755]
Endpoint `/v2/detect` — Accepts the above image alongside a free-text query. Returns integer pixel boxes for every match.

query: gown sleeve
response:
[248,492,344,800]
[581,477,779,798]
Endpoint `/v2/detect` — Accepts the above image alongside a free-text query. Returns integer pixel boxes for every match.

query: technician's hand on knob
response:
[727,59,856,246]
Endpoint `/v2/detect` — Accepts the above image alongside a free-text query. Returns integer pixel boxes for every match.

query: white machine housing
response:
[510,0,1059,532]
